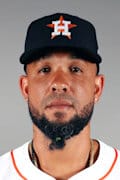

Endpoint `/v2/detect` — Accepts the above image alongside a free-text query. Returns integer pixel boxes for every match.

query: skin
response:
[19,52,104,180]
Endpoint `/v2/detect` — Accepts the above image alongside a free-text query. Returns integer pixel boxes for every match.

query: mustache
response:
[41,93,78,108]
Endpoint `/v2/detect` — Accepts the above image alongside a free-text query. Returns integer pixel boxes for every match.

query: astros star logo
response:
[47,15,77,39]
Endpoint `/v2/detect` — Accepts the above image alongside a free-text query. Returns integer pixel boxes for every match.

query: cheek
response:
[28,79,47,109]
[73,78,95,104]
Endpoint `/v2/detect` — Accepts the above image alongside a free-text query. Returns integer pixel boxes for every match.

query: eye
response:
[70,66,82,73]
[38,66,51,73]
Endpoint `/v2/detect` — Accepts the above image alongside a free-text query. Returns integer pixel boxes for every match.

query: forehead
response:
[26,51,97,74]
[24,48,99,73]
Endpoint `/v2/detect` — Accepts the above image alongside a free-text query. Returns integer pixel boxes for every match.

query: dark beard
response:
[28,102,94,150]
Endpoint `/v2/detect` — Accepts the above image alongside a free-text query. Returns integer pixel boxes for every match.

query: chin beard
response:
[28,102,94,150]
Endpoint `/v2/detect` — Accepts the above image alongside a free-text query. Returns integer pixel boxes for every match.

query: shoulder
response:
[0,142,29,180]
[98,140,120,163]
[98,140,120,178]
[0,142,29,163]
[99,140,120,157]
[0,151,11,168]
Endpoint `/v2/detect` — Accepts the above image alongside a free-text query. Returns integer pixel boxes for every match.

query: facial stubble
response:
[28,101,94,150]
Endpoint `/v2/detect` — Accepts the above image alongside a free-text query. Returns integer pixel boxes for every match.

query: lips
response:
[46,100,73,109]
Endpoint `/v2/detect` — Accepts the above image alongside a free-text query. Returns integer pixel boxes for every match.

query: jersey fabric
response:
[0,140,120,180]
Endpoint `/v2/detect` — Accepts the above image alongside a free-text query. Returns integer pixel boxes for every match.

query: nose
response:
[51,83,68,93]
[50,72,70,93]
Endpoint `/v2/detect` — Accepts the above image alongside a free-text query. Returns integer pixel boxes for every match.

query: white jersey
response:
[0,140,120,180]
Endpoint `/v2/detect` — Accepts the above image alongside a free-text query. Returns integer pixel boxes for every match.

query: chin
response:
[46,112,75,123]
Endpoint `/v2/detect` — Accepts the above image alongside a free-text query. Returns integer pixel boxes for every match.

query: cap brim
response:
[20,46,102,65]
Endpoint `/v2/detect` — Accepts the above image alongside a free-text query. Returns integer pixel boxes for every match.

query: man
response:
[0,13,120,179]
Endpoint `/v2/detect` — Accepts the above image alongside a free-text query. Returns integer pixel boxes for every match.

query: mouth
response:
[45,100,73,110]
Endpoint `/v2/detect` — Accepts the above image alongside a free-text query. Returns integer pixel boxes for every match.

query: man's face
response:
[20,52,104,149]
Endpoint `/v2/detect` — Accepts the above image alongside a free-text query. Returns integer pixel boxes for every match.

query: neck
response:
[31,125,99,179]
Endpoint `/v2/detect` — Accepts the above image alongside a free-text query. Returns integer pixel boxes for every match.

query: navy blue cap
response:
[20,13,102,64]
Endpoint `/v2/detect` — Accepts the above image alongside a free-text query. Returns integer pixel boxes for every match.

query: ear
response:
[94,74,105,103]
[19,75,29,101]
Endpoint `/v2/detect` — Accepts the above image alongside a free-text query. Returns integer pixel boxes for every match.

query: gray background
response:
[0,0,120,155]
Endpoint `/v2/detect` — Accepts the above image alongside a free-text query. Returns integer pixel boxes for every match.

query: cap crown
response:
[20,13,101,64]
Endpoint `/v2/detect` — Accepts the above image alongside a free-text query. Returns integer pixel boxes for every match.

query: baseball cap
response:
[20,13,102,65]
